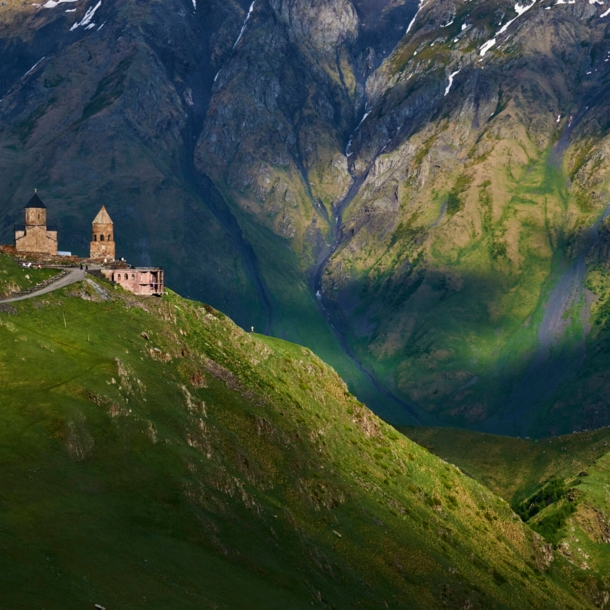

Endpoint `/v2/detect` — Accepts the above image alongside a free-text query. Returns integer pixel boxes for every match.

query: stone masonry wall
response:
[90,221,115,260]
[15,226,58,255]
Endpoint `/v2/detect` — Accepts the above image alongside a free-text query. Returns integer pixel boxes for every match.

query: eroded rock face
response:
[270,0,359,49]
[2,0,610,431]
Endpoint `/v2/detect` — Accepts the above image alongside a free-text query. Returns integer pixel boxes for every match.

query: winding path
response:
[0,268,85,304]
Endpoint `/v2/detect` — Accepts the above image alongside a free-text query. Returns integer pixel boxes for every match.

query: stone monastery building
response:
[14,192,58,255]
[12,192,164,296]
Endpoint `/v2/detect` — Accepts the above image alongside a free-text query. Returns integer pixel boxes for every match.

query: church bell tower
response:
[89,206,115,261]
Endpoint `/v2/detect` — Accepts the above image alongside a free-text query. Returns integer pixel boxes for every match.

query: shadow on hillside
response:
[321,256,610,438]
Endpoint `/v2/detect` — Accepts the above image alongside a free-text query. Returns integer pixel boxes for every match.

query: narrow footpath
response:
[0,268,85,304]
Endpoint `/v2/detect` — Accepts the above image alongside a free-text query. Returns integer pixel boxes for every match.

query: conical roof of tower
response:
[92,206,113,225]
[26,193,46,209]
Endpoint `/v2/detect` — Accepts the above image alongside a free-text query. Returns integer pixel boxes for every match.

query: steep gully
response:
[311,118,424,425]
[196,0,423,423]
[307,2,424,425]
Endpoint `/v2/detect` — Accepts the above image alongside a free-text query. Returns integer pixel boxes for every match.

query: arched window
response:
[100,234,104,241]
[132,274,135,279]
[93,235,97,241]
[125,274,129,280]
[108,235,112,242]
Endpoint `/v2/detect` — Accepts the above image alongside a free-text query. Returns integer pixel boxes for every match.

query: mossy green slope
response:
[401,426,610,505]
[0,267,599,608]
[401,426,610,590]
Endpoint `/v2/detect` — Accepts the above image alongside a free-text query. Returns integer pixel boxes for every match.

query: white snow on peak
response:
[65,7,76,11]
[461,22,468,30]
[43,0,79,8]
[214,70,221,82]
[70,0,101,30]
[192,0,196,8]
[590,0,603,5]
[556,114,561,122]
[233,1,255,49]
[602,6,610,15]
[479,38,496,56]
[498,0,535,34]
[23,56,45,77]
[444,69,460,96]
[441,16,455,27]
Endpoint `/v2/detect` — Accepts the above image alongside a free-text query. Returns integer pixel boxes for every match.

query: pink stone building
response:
[102,268,164,296]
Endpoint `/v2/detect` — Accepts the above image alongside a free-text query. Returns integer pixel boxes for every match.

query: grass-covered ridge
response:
[402,425,610,581]
[0,260,600,608]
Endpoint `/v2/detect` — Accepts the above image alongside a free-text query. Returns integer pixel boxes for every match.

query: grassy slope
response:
[400,426,610,505]
[0,253,59,298]
[235,210,422,425]
[0,263,598,608]
[400,426,610,586]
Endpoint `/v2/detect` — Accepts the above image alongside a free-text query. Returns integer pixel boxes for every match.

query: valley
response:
[3,0,610,603]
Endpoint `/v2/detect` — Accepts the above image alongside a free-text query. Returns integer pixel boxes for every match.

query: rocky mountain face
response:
[3,0,610,434]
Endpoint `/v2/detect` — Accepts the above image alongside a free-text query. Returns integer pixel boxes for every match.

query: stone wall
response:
[15,226,58,255]
[25,208,46,226]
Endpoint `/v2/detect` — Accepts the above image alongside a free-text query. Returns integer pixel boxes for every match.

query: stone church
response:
[10,192,164,296]
[14,192,58,255]
[89,205,115,261]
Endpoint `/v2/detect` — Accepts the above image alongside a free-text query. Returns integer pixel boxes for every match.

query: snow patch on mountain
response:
[480,38,497,56]
[43,0,79,8]
[479,0,536,57]
[407,0,428,34]
[23,57,45,77]
[233,1,255,49]
[444,69,460,96]
[70,0,101,30]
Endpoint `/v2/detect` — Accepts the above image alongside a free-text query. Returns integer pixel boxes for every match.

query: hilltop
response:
[0,255,601,608]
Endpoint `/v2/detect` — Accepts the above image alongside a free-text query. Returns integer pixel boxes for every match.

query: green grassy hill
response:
[401,426,610,587]
[0,258,601,608]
